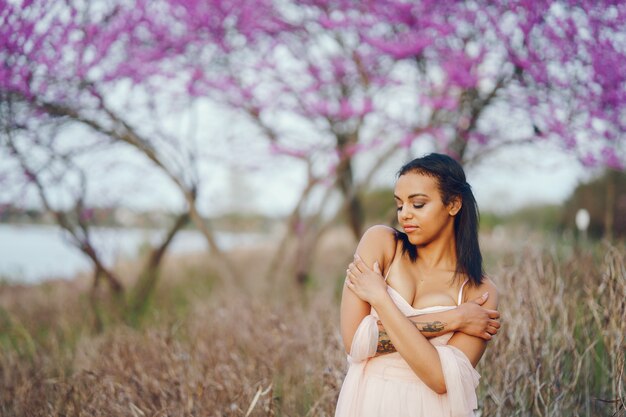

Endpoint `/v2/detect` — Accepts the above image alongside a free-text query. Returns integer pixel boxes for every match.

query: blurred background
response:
[0,1,624,416]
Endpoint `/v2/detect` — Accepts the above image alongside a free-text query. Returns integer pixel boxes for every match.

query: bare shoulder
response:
[465,276,499,307]
[360,224,396,241]
[355,225,397,271]
[358,225,397,251]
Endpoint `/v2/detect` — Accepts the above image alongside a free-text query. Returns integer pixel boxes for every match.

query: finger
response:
[485,309,500,320]
[345,277,354,289]
[353,254,370,272]
[478,292,489,305]
[486,325,498,335]
[346,269,357,280]
[347,263,359,276]
[469,292,488,305]
[354,255,372,272]
[487,310,500,319]
[373,261,382,275]
[481,332,493,341]
[488,320,501,329]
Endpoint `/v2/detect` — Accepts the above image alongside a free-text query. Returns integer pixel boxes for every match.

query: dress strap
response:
[384,267,392,281]
[457,279,469,305]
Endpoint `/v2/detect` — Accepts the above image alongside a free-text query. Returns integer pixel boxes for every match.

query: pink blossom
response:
[2,0,626,181]
[580,153,597,167]
[601,147,623,169]
[399,133,415,149]
[469,132,489,145]
[337,98,353,120]
[311,100,330,117]
[442,52,479,89]
[563,135,577,150]
[80,208,95,222]
[360,97,374,115]
[420,95,458,111]
[363,35,433,60]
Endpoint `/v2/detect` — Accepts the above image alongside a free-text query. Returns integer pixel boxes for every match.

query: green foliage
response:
[561,169,626,238]
[361,187,569,236]
[0,307,36,360]
[135,266,217,327]
[360,187,397,225]
[481,204,563,233]
[478,211,502,232]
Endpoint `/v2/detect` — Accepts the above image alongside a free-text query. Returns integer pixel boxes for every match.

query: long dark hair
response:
[395,153,484,286]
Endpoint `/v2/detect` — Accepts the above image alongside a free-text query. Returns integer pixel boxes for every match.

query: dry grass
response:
[0,227,624,416]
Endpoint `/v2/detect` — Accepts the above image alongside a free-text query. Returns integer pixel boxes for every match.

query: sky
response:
[2,125,593,221]
[0,93,597,220]
[190,134,593,218]
[182,98,597,218]
[463,143,591,214]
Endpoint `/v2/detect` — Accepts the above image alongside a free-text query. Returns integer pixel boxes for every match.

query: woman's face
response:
[394,172,460,246]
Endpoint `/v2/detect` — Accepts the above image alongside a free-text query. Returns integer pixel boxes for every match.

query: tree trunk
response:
[294,231,315,287]
[79,239,124,293]
[336,156,364,240]
[264,177,318,287]
[449,133,468,164]
[90,267,105,333]
[292,217,334,289]
[604,170,616,241]
[128,211,190,319]
[185,193,240,285]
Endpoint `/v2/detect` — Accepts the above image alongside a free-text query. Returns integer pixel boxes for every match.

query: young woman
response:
[335,153,500,417]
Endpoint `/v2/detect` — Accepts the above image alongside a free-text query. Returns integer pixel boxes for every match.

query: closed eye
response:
[396,203,425,211]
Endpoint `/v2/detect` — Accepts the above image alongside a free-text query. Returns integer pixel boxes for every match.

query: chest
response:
[386,264,460,309]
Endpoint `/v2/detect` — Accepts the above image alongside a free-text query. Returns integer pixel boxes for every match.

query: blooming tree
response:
[161,0,626,281]
[0,0,252,298]
[2,0,625,285]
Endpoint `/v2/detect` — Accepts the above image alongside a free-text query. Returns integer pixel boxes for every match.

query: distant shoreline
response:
[0,224,272,284]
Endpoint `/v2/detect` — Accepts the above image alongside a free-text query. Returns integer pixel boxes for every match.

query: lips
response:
[403,225,418,233]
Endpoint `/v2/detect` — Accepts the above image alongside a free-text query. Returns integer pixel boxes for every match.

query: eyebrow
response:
[394,193,429,200]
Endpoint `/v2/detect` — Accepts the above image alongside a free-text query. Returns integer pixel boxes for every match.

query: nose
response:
[398,204,412,220]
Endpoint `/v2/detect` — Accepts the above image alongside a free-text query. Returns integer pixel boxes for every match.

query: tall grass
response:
[478,240,625,417]
[0,229,623,416]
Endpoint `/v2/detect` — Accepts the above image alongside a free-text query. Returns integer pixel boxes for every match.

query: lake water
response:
[0,224,265,283]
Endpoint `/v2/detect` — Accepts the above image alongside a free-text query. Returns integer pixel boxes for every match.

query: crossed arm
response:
[340,226,500,394]
[342,286,499,358]
[375,282,500,355]
[375,316,447,356]
[343,259,499,393]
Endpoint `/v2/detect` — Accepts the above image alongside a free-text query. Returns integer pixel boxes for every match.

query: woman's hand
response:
[345,255,389,307]
[456,292,501,340]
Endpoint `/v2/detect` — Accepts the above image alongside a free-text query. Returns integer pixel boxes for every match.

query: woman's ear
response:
[449,196,462,216]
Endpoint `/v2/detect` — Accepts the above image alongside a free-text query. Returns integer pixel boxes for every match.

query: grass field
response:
[0,227,624,416]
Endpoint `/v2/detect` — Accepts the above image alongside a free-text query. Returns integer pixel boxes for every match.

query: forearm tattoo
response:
[420,321,446,333]
[375,320,448,357]
[376,328,396,356]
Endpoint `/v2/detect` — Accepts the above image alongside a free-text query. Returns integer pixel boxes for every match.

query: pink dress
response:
[334,278,480,417]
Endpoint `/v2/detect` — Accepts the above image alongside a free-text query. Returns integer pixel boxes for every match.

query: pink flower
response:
[601,147,623,170]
